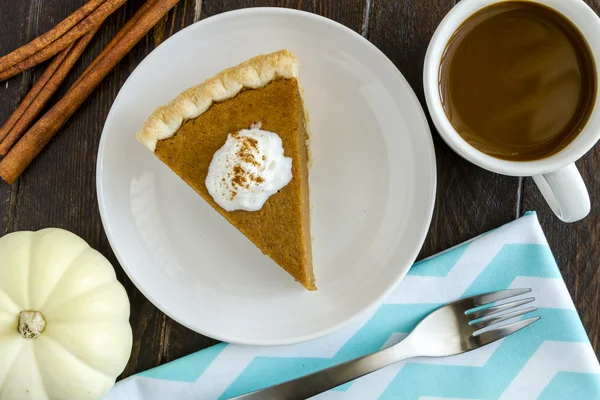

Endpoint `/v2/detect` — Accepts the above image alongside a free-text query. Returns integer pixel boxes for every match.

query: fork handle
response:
[231,342,415,399]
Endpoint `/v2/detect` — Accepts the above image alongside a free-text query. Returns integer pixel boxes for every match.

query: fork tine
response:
[474,316,540,345]
[472,307,538,329]
[456,288,531,310]
[469,297,535,319]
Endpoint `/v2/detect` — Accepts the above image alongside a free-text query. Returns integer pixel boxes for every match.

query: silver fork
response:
[232,288,539,400]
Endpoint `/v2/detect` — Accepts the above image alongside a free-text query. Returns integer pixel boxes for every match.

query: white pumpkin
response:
[0,228,132,400]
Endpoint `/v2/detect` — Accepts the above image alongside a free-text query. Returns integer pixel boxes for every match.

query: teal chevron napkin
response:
[106,212,600,399]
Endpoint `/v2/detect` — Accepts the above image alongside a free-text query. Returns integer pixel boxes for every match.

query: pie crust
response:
[137,50,299,151]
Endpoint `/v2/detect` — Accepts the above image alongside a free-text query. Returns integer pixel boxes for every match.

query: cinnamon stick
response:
[0,0,106,73]
[0,46,73,145]
[0,27,100,156]
[73,0,159,88]
[0,0,126,82]
[0,0,181,184]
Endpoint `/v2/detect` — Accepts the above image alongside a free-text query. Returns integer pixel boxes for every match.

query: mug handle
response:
[532,163,590,223]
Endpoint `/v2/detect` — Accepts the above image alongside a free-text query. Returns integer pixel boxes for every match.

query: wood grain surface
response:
[0,0,598,379]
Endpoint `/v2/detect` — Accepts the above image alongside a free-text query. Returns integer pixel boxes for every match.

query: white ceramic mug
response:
[424,0,600,223]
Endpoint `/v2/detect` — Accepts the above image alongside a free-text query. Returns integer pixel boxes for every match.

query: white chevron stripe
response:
[499,341,600,400]
[381,332,408,349]
[418,397,474,400]
[193,310,376,399]
[321,362,405,399]
[508,277,574,309]
[311,389,349,399]
[105,376,193,400]
[386,217,547,305]
[311,390,350,399]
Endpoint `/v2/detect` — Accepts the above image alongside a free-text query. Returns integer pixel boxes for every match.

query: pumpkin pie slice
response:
[137,50,315,290]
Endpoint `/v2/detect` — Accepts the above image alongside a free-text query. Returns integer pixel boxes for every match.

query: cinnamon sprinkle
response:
[237,136,259,166]
[226,132,266,200]
[231,165,247,188]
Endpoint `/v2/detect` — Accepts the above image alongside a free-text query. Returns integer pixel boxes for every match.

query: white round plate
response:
[97,8,436,345]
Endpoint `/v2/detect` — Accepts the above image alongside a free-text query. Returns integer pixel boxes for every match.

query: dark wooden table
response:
[1,0,598,379]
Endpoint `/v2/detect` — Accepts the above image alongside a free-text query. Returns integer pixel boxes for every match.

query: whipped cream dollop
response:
[205,124,293,212]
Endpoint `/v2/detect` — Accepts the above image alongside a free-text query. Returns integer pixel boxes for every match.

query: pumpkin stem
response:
[18,311,46,339]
